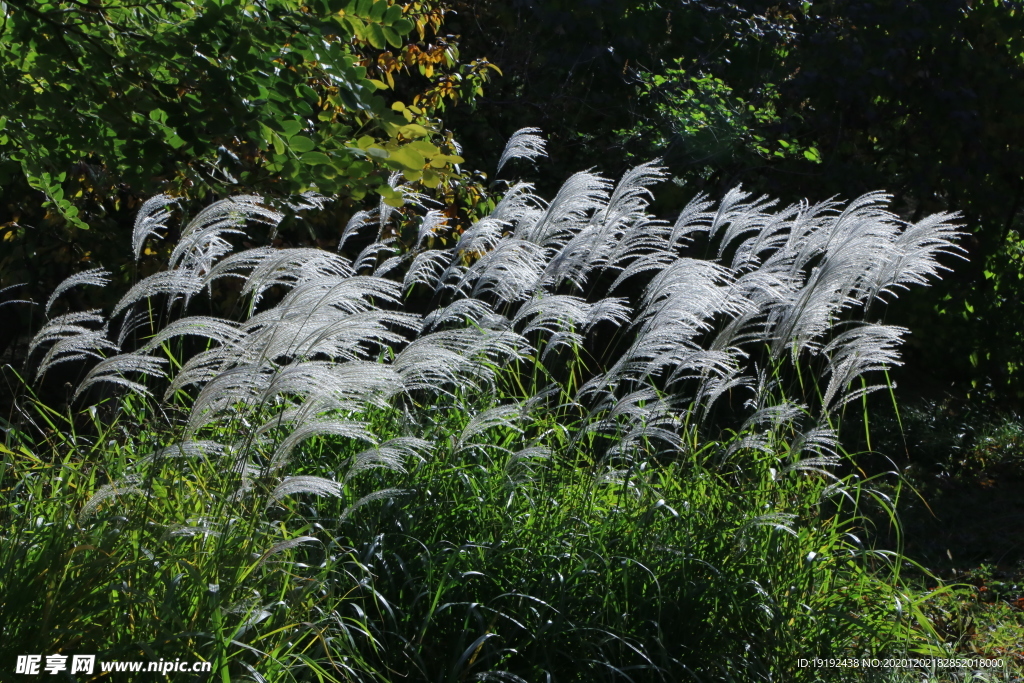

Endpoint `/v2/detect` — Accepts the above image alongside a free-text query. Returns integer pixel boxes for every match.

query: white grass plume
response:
[31,312,117,378]
[240,248,355,304]
[141,440,228,464]
[267,476,343,505]
[340,437,428,482]
[45,268,111,317]
[421,299,507,333]
[405,249,452,290]
[79,475,147,524]
[338,488,406,523]
[338,209,376,252]
[0,283,32,310]
[140,316,244,353]
[393,328,526,392]
[457,240,547,302]
[74,352,168,400]
[455,404,523,454]
[112,270,204,317]
[416,209,448,249]
[253,535,320,568]
[520,171,611,247]
[167,196,283,278]
[821,323,907,411]
[269,419,376,470]
[496,127,548,176]
[29,310,107,358]
[132,194,176,261]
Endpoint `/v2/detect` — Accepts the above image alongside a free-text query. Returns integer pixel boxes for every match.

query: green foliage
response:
[620,63,817,180]
[0,0,501,354]
[0,0,489,213]
[0,360,943,681]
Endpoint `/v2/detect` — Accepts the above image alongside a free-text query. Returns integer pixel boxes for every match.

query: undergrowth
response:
[1,131,996,681]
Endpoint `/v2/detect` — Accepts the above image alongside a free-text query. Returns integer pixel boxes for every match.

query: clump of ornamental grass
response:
[0,130,967,681]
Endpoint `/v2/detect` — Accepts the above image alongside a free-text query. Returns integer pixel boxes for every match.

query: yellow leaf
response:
[409,140,440,156]
[398,124,429,139]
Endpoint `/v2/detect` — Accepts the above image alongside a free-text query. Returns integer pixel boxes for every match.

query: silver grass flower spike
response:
[74,352,168,400]
[267,476,343,505]
[821,323,908,411]
[112,270,204,317]
[338,209,376,252]
[169,196,282,274]
[31,312,118,379]
[0,283,33,310]
[496,127,548,176]
[79,475,147,524]
[29,310,107,358]
[269,419,377,470]
[338,488,406,523]
[45,268,111,317]
[239,248,355,303]
[340,437,428,482]
[132,194,176,261]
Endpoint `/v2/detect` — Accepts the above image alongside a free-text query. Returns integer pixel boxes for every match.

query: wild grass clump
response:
[1,132,968,681]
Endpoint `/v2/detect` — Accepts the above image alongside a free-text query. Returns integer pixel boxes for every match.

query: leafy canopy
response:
[0,0,482,227]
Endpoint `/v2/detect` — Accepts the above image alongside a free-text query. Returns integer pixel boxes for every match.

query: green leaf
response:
[301,151,333,165]
[288,135,316,153]
[388,145,425,170]
[420,168,441,188]
[382,26,403,49]
[383,4,403,24]
[364,23,386,49]
[369,0,388,22]
[296,84,318,102]
[392,17,413,34]
[272,132,286,156]
[278,120,304,138]
[803,147,822,163]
